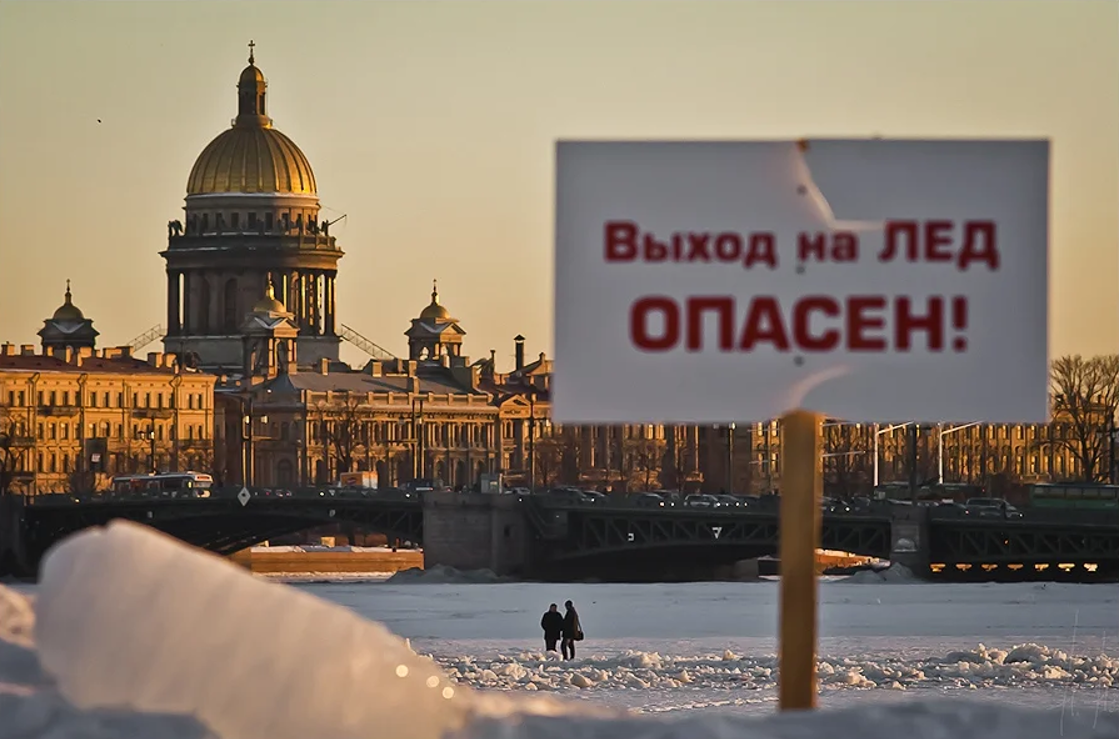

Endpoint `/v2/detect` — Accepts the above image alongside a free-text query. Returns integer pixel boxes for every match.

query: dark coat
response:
[562,608,582,639]
[541,610,564,639]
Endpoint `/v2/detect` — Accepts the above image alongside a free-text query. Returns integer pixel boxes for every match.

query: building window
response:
[49,423,56,440]
[145,393,152,408]
[63,455,70,473]
[61,424,69,440]
[248,212,258,229]
[231,212,240,230]
[6,391,13,406]
[90,393,97,408]
[265,212,274,231]
[37,423,43,439]
[37,453,43,472]
[37,391,44,405]
[63,391,70,406]
[50,391,57,405]
[49,454,56,473]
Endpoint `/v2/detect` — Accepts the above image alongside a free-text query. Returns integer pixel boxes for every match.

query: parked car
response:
[654,491,683,507]
[934,501,969,516]
[684,494,719,509]
[542,487,591,505]
[821,497,851,514]
[634,493,666,508]
[965,497,1023,519]
[714,494,743,509]
[582,491,608,504]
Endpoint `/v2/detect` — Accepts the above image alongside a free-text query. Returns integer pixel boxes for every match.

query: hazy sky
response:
[1,0,1115,368]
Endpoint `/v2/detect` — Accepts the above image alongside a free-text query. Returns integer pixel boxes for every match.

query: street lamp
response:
[873,422,912,488]
[938,422,980,484]
[410,397,425,481]
[147,423,157,474]
[727,422,735,494]
[527,391,537,492]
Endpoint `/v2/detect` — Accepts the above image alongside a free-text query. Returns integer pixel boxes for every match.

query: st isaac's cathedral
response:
[157,44,710,492]
[1,43,810,496]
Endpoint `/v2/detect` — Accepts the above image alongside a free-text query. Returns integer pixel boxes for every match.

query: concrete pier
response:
[887,505,930,575]
[421,492,530,576]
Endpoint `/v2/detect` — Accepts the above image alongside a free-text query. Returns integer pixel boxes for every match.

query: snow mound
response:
[387,565,515,584]
[0,585,47,688]
[437,642,1119,695]
[34,520,474,739]
[842,563,921,584]
[0,584,34,648]
[453,699,1119,739]
[0,692,215,739]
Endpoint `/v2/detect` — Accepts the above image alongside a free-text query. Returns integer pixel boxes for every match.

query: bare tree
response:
[1044,355,1119,482]
[0,404,24,496]
[532,435,563,488]
[315,394,369,478]
[558,428,584,486]
[822,423,869,497]
[624,437,665,491]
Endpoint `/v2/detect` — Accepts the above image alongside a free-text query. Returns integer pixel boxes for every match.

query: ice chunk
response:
[34,521,474,739]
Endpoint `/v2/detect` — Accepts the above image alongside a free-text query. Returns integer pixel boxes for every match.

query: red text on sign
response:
[879,220,999,271]
[604,221,779,270]
[630,295,970,353]
[796,231,860,262]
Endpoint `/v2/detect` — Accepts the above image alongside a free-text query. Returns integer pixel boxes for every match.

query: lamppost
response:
[239,394,254,487]
[938,422,980,484]
[411,397,425,481]
[527,391,537,492]
[147,423,157,474]
[873,422,912,488]
[727,422,736,494]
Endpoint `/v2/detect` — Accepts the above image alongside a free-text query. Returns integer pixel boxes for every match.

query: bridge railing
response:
[25,486,424,506]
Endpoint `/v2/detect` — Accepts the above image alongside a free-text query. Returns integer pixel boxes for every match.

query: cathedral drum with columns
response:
[162,43,342,375]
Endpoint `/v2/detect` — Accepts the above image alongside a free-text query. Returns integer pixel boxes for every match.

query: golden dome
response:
[52,280,85,322]
[419,280,452,322]
[185,43,317,196]
[253,280,288,314]
[187,127,317,195]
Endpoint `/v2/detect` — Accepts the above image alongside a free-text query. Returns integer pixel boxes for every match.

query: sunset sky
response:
[0,0,1115,367]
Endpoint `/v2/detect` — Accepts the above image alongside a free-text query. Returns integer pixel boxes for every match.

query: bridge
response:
[2,490,1118,582]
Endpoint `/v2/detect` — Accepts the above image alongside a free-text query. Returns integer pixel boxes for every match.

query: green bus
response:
[1028,483,1119,510]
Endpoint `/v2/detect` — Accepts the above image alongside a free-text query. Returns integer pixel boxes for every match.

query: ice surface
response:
[841,563,921,584]
[387,564,515,584]
[34,520,475,739]
[7,522,1119,739]
[453,699,1119,739]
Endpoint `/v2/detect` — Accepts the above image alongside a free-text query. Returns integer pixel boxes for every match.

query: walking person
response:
[540,603,563,654]
[560,599,583,660]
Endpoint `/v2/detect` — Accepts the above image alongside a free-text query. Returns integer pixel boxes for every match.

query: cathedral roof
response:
[185,42,317,196]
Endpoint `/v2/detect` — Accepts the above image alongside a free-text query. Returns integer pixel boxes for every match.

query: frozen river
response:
[285,575,1119,716]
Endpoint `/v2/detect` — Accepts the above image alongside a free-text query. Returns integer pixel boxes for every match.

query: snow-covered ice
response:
[3,520,1119,738]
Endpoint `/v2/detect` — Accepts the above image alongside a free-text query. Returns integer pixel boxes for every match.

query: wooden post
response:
[778,408,823,710]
